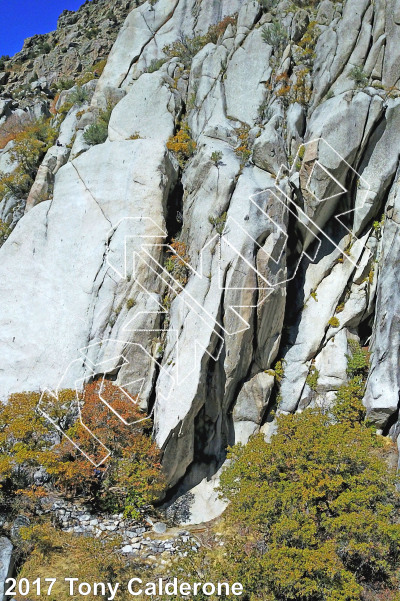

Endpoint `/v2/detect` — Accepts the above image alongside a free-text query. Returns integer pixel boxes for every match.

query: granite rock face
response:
[1,0,400,523]
[0,537,13,601]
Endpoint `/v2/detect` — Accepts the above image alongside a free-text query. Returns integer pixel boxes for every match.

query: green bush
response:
[333,375,367,426]
[215,401,400,601]
[346,340,370,378]
[0,219,11,245]
[69,85,89,105]
[83,101,115,146]
[262,20,288,52]
[349,66,369,88]
[56,78,75,91]
[146,57,167,73]
[10,119,57,177]
[83,122,108,145]
[0,54,10,71]
[209,211,227,234]
[306,364,319,391]
[163,34,207,68]
[328,316,340,328]
[210,150,223,165]
[39,41,52,54]
[86,27,100,39]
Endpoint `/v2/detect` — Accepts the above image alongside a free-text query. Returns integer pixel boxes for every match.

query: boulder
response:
[109,72,180,143]
[10,515,30,543]
[233,372,274,424]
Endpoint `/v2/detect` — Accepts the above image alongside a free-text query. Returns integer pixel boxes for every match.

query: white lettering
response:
[107,582,120,600]
[93,583,105,597]
[79,583,91,596]
[179,583,191,596]
[203,583,215,596]
[165,579,178,595]
[232,583,243,596]
[145,582,156,595]
[65,578,79,595]
[128,578,143,596]
[193,583,202,595]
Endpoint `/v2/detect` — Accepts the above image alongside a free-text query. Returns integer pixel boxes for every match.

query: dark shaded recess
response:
[158,332,227,506]
[147,362,160,417]
[165,181,184,243]
[382,399,400,437]
[358,313,373,346]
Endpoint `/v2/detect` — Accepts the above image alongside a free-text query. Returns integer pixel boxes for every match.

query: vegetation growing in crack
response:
[266,358,286,406]
[306,363,319,391]
[262,20,288,54]
[297,21,320,64]
[0,219,11,245]
[373,214,385,238]
[126,298,136,310]
[209,212,227,235]
[167,120,196,167]
[349,66,369,88]
[335,302,345,314]
[145,57,167,73]
[210,150,223,166]
[164,238,191,287]
[263,70,312,114]
[234,122,252,169]
[68,85,89,106]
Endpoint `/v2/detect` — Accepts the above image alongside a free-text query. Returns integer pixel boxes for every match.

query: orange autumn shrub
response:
[167,120,196,167]
[0,382,165,517]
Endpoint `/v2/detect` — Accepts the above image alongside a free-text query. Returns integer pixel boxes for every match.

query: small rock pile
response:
[46,501,200,561]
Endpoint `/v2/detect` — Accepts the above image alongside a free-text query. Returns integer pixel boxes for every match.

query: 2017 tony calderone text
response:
[5,577,244,598]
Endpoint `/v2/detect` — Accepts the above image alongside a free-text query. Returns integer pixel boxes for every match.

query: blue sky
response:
[0,0,89,57]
